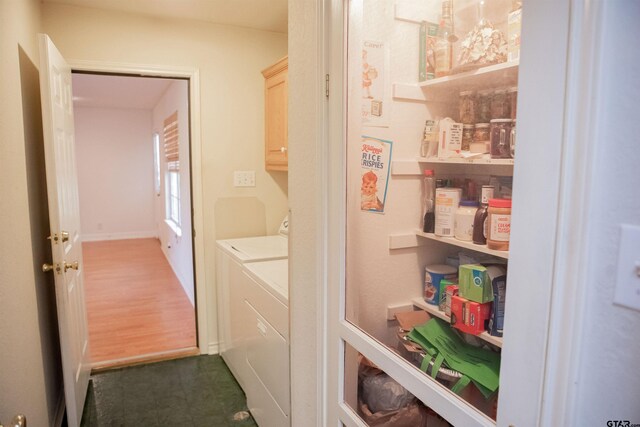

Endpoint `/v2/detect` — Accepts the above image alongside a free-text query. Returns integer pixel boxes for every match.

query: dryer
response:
[216,218,288,391]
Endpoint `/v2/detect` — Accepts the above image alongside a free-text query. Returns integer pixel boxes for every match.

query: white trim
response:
[324,1,346,426]
[81,230,158,242]
[164,218,183,238]
[340,321,494,427]
[208,342,220,355]
[538,1,605,426]
[338,402,368,427]
[54,389,66,427]
[89,347,199,370]
[68,60,208,354]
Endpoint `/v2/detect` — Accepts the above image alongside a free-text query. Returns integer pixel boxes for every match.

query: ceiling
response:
[42,0,288,33]
[72,73,176,109]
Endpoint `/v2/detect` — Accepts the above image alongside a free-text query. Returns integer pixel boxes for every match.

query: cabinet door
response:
[264,63,288,171]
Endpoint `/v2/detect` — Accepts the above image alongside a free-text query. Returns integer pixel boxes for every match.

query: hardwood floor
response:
[82,238,197,366]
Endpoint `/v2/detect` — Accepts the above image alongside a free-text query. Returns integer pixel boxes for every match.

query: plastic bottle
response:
[422,169,435,233]
[472,185,495,245]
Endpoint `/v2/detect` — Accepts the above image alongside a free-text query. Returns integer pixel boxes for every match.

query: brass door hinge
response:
[325,74,330,98]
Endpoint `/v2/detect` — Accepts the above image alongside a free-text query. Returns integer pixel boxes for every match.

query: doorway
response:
[72,72,198,368]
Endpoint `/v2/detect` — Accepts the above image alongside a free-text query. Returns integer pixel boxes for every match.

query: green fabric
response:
[451,375,471,395]
[411,318,501,393]
[420,354,431,372]
[431,353,445,380]
[407,327,438,357]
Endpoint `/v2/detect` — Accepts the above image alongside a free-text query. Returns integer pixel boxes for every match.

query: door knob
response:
[64,261,79,272]
[280,146,287,153]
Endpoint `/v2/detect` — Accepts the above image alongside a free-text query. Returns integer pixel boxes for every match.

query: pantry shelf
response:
[417,156,514,166]
[416,231,510,259]
[421,61,519,90]
[412,297,503,348]
[393,61,519,102]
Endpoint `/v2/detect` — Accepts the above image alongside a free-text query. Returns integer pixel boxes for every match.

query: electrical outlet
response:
[233,170,256,187]
[386,303,414,320]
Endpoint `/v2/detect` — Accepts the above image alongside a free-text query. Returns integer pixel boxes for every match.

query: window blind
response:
[163,111,179,171]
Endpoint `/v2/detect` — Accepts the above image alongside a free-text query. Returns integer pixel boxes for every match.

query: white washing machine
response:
[242,259,289,427]
[216,218,288,391]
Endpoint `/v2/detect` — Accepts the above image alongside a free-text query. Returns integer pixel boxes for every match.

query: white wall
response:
[42,4,288,350]
[75,107,156,241]
[574,1,640,424]
[0,0,64,425]
[152,80,194,304]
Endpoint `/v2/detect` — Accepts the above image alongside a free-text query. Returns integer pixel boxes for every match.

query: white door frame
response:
[69,60,209,353]
[319,0,598,426]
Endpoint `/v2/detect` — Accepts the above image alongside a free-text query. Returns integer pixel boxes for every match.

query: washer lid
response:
[217,235,288,262]
[244,259,289,305]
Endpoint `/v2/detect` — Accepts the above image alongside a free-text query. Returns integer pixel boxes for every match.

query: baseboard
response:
[54,389,65,427]
[208,342,219,355]
[81,230,158,242]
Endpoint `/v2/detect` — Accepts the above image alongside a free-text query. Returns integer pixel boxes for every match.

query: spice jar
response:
[459,91,476,124]
[490,119,513,158]
[471,123,490,153]
[477,89,492,123]
[487,198,512,251]
[462,124,474,151]
[508,86,518,120]
[491,89,509,119]
[454,200,479,241]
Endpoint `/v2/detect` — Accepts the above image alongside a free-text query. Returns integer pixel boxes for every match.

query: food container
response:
[487,266,508,337]
[435,187,462,237]
[510,120,516,158]
[458,264,503,303]
[439,279,456,312]
[487,198,512,251]
[461,125,474,151]
[477,90,492,123]
[508,86,518,120]
[459,91,476,124]
[424,264,458,306]
[450,295,492,336]
[454,200,478,241]
[490,119,513,159]
[491,89,509,119]
[445,285,459,317]
[437,118,463,159]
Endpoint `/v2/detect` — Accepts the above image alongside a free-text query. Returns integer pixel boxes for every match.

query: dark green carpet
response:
[80,355,257,426]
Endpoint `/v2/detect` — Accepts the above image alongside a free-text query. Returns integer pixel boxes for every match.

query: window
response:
[153,133,161,196]
[163,111,180,229]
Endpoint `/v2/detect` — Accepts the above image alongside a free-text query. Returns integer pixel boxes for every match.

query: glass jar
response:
[477,89,492,123]
[459,91,476,124]
[471,123,490,153]
[508,86,518,120]
[490,119,513,158]
[461,124,474,151]
[487,198,512,251]
[491,89,509,119]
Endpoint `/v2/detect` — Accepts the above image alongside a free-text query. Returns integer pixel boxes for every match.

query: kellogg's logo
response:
[362,144,383,155]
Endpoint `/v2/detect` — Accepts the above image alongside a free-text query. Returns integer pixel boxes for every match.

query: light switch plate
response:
[233,170,255,187]
[613,224,640,311]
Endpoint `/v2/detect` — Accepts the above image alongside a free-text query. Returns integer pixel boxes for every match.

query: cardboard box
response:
[445,284,459,317]
[450,295,491,335]
[419,21,440,81]
[439,279,456,312]
[458,264,501,303]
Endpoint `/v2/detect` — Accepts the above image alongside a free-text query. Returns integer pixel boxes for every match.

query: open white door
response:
[38,34,91,427]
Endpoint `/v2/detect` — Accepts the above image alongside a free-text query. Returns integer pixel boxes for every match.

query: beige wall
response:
[0,0,64,425]
[42,4,288,349]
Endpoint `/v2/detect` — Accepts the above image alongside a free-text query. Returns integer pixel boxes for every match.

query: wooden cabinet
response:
[262,56,288,171]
